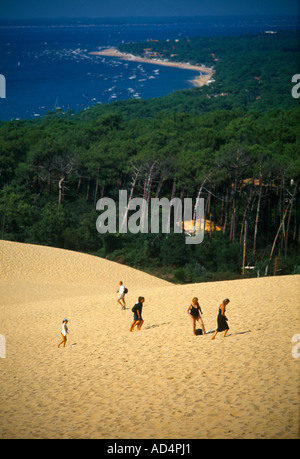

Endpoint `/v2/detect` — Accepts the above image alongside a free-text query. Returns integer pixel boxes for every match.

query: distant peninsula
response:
[90,47,214,87]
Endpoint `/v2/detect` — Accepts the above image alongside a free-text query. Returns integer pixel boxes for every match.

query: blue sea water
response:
[0,15,299,121]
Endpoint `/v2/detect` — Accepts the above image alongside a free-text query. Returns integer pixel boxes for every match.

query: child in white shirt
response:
[58,319,69,348]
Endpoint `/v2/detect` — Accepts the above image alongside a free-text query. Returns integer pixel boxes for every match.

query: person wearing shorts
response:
[130,297,145,332]
[117,281,126,309]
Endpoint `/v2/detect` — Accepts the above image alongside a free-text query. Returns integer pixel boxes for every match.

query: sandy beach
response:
[90,47,214,87]
[0,240,299,439]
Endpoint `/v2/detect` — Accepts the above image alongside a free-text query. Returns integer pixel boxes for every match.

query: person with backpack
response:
[117,281,128,309]
[130,297,145,332]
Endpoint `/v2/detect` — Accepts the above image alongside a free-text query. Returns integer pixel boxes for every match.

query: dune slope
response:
[0,241,299,439]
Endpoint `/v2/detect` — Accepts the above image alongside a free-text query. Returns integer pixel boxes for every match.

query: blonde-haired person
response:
[212,299,230,339]
[187,297,206,336]
[117,281,126,310]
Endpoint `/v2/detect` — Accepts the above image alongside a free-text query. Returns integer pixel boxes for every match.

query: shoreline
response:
[90,47,214,88]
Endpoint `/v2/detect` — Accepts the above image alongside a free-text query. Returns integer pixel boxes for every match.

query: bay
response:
[0,15,298,121]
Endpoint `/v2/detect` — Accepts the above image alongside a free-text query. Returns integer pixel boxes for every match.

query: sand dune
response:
[0,241,299,439]
[0,241,168,304]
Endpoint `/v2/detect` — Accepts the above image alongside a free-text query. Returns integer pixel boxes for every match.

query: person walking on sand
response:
[212,299,230,339]
[187,297,206,336]
[130,297,145,332]
[117,281,126,309]
[58,319,69,348]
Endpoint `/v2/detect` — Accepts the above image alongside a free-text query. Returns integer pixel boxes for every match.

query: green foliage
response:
[174,267,187,282]
[29,202,70,247]
[0,31,299,282]
[292,265,300,275]
[119,30,300,113]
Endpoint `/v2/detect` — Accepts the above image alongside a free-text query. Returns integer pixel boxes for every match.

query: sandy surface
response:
[90,47,214,87]
[0,240,299,439]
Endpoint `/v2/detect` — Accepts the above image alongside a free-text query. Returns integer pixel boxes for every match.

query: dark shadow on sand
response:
[227,330,251,337]
[144,322,171,330]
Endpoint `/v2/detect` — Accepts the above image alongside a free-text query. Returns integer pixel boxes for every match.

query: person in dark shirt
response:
[130,297,145,332]
[212,299,230,339]
[187,297,206,336]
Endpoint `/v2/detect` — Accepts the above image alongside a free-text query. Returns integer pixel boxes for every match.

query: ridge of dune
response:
[0,240,169,286]
[0,241,169,304]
